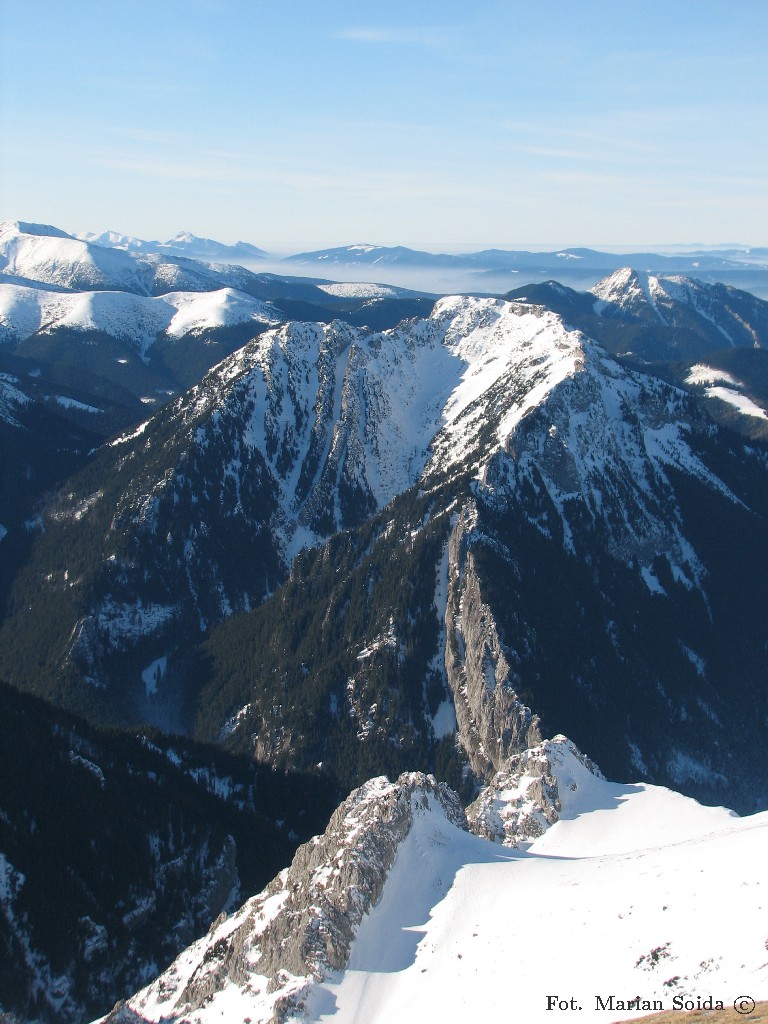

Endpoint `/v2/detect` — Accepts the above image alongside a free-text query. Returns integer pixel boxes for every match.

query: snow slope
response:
[0,281,280,357]
[150,296,585,564]
[685,364,767,420]
[104,740,768,1024]
[704,386,767,419]
[316,282,404,299]
[309,758,764,1024]
[0,221,155,294]
[51,293,752,663]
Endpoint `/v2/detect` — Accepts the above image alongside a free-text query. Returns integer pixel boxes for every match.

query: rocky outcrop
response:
[108,772,466,1024]
[466,734,604,847]
[444,501,541,782]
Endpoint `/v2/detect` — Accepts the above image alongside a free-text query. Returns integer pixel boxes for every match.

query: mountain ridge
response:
[97,738,768,1024]
[3,220,768,1023]
[2,285,767,809]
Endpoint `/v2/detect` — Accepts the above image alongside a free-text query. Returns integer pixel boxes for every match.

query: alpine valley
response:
[1,221,767,1024]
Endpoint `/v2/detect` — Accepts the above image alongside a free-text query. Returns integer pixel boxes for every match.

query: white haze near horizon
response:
[196,254,768,300]
[238,257,524,297]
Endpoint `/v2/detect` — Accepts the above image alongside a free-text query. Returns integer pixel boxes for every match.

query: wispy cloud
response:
[334,25,454,48]
[496,103,767,175]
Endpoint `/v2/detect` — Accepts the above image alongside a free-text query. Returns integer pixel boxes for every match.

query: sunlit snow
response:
[316,282,400,299]
[112,744,768,1024]
[54,395,101,414]
[685,364,741,388]
[306,773,765,1024]
[0,280,279,358]
[706,385,767,419]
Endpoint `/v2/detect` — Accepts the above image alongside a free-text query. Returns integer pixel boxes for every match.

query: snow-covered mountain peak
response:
[77,227,272,262]
[591,268,767,353]
[427,295,584,473]
[78,229,152,253]
[592,267,669,321]
[467,735,603,847]
[592,266,724,326]
[475,328,745,588]
[593,265,642,296]
[157,232,269,261]
[159,296,588,555]
[78,291,749,660]
[425,297,743,588]
[467,734,741,854]
[1,220,73,240]
[0,221,155,295]
[0,282,280,356]
[162,287,280,338]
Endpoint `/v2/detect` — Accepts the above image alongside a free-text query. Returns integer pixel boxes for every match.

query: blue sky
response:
[1,0,766,250]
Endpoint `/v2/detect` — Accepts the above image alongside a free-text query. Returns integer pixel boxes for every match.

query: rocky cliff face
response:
[103,773,466,1024]
[444,501,541,781]
[466,734,604,846]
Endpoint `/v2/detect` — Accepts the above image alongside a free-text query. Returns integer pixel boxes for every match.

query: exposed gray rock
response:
[466,734,604,847]
[109,772,466,1024]
[444,501,541,781]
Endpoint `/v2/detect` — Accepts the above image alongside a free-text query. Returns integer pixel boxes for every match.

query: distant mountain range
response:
[69,222,768,296]
[284,242,768,298]
[79,229,269,263]
[285,240,765,272]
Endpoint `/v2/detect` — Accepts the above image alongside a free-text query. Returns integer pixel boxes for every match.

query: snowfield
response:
[685,364,741,388]
[316,282,402,299]
[104,741,768,1024]
[308,761,766,1024]
[0,220,155,294]
[705,385,768,419]
[685,365,767,420]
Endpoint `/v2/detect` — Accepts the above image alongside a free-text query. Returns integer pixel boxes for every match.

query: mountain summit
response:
[2,285,767,809]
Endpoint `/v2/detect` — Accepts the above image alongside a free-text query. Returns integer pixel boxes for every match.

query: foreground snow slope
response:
[310,753,765,1024]
[103,740,768,1024]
